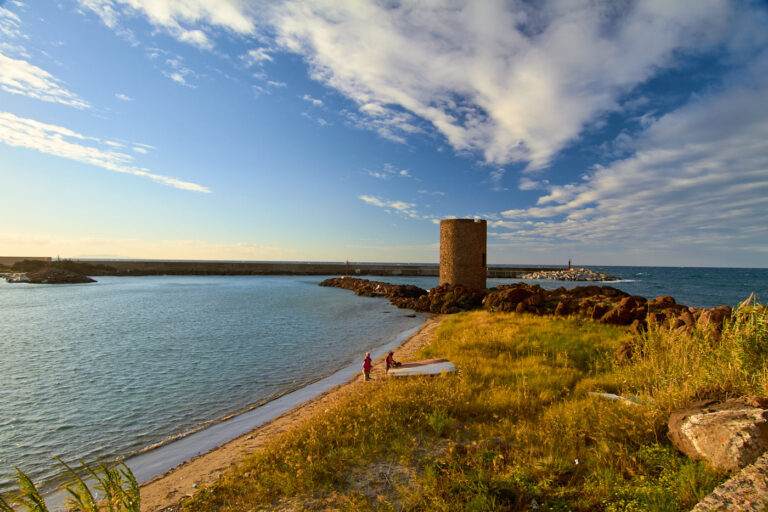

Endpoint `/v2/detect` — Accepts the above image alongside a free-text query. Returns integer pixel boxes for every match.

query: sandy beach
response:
[139,315,445,512]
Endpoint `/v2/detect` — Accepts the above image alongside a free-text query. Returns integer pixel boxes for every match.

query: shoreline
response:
[137,314,444,512]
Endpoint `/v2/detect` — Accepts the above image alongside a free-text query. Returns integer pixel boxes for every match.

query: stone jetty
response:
[521,267,618,281]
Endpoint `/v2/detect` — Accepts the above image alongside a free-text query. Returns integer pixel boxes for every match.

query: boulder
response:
[600,306,634,325]
[591,303,610,320]
[615,342,635,363]
[524,294,543,307]
[629,319,647,334]
[618,296,647,310]
[698,306,733,332]
[648,295,676,310]
[668,398,768,471]
[554,301,569,316]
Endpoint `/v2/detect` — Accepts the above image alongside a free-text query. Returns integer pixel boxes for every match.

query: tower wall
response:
[439,219,487,291]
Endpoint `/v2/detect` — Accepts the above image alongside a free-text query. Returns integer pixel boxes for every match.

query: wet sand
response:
[139,315,445,512]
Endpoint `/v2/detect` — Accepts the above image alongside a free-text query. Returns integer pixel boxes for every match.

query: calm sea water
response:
[0,275,425,493]
[1,267,766,493]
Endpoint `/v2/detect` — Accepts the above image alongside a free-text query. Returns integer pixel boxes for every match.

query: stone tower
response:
[439,218,487,291]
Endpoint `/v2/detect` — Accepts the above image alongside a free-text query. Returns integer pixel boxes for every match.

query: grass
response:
[180,304,768,511]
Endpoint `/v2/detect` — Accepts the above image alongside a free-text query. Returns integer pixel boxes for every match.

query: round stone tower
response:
[439,218,487,291]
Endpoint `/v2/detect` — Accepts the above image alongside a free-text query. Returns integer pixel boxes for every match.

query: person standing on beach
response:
[362,352,372,380]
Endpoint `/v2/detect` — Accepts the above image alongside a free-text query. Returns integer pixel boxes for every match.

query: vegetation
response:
[0,460,139,512]
[182,303,767,511]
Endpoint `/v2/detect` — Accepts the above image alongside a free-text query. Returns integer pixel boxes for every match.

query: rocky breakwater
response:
[318,277,485,314]
[320,278,737,342]
[521,267,618,281]
[27,267,97,284]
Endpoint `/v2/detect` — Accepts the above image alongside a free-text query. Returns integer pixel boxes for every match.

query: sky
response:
[0,0,767,267]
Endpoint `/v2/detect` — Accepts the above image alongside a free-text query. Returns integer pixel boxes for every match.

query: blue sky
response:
[0,0,766,266]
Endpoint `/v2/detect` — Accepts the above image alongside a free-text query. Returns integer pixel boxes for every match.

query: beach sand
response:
[139,314,445,512]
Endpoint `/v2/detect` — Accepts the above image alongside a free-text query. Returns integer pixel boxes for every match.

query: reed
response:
[0,460,139,512]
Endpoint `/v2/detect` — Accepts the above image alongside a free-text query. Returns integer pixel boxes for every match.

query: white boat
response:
[387,358,456,377]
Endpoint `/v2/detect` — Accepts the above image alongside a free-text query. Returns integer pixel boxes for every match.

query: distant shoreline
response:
[5,259,554,278]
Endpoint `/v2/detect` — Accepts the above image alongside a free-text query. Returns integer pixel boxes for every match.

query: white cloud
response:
[0,112,209,192]
[243,47,273,66]
[358,194,420,219]
[0,53,90,108]
[0,6,23,40]
[267,80,286,88]
[162,57,196,86]
[78,0,256,48]
[518,177,545,191]
[366,163,413,180]
[301,93,323,106]
[493,64,768,258]
[115,92,132,101]
[178,28,212,50]
[271,0,745,169]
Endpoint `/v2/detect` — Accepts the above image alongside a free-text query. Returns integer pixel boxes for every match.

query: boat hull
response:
[387,359,456,377]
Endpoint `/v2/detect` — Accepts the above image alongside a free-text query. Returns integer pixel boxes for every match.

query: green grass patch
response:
[182,307,767,511]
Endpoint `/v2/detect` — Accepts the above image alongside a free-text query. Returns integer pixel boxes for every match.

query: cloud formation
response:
[301,93,323,107]
[71,0,764,176]
[271,0,738,169]
[0,53,90,108]
[358,194,419,219]
[366,163,412,180]
[0,112,210,192]
[78,0,256,49]
[492,62,768,257]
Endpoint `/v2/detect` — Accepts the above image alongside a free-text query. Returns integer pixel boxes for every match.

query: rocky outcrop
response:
[319,278,741,336]
[668,398,768,471]
[521,267,618,281]
[318,278,484,314]
[693,451,768,511]
[27,267,97,284]
[318,277,426,299]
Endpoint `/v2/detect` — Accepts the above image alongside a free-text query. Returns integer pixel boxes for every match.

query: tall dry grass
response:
[183,304,766,511]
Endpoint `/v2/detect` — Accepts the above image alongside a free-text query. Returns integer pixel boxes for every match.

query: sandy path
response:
[140,315,444,512]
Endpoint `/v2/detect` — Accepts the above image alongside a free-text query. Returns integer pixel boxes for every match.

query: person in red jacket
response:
[385,351,401,372]
[362,352,372,380]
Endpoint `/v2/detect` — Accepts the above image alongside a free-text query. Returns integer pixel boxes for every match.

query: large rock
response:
[668,398,768,471]
[482,285,534,312]
[698,306,732,332]
[648,295,676,310]
[600,306,634,325]
[693,451,768,511]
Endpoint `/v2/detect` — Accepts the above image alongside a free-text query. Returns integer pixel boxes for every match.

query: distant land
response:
[2,258,551,278]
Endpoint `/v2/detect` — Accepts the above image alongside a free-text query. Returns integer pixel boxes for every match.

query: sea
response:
[1,266,766,495]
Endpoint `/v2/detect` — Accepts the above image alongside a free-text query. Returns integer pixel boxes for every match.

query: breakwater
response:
[52,260,550,278]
